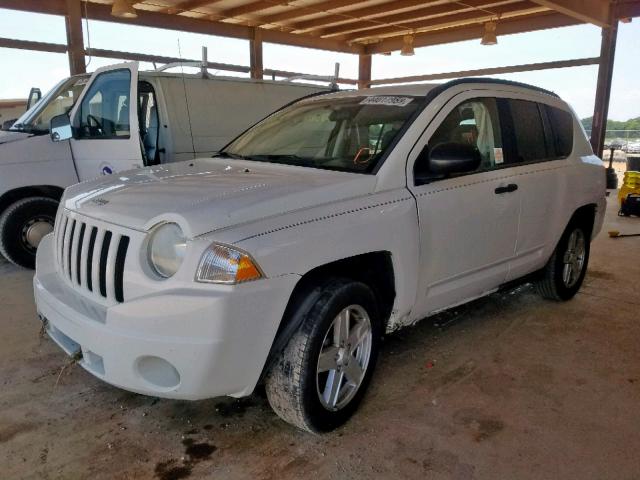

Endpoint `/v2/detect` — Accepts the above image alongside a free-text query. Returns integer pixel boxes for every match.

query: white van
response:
[0,62,330,268]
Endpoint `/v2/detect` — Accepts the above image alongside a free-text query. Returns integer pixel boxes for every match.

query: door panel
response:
[412,171,520,316]
[503,99,569,280]
[407,92,521,318]
[69,63,142,180]
[507,162,565,280]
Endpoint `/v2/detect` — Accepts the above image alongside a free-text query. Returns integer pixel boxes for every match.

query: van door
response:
[68,63,142,180]
[407,93,521,317]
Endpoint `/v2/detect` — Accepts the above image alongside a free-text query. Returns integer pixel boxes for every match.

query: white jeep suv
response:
[34,79,606,432]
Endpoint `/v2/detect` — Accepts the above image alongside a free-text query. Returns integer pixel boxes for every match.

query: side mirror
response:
[26,87,42,110]
[50,113,72,142]
[416,142,481,179]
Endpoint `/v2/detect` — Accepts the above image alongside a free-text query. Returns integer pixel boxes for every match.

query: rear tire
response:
[265,278,381,433]
[535,221,590,301]
[0,197,58,269]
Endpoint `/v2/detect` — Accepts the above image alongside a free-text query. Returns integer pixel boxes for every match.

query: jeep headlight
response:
[147,223,187,278]
[196,244,263,284]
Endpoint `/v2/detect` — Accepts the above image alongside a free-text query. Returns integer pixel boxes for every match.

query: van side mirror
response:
[27,87,42,110]
[415,142,481,184]
[50,113,72,142]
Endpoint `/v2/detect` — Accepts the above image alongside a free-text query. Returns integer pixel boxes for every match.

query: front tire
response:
[0,197,58,269]
[265,279,382,433]
[535,221,590,301]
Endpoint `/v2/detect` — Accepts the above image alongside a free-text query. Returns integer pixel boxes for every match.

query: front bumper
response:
[34,234,299,400]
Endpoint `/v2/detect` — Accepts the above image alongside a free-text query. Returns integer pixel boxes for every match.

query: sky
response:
[0,8,638,121]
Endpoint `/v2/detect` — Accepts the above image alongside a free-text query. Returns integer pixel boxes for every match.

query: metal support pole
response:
[590,20,618,159]
[249,27,263,80]
[201,46,208,78]
[358,53,372,89]
[65,0,86,74]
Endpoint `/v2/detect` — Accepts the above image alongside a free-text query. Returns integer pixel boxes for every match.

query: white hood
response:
[0,130,32,145]
[63,158,377,238]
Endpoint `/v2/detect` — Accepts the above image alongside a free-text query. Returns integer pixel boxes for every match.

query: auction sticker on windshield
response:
[360,96,414,107]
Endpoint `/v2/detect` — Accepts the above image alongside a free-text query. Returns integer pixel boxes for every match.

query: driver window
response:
[76,69,131,139]
[422,97,503,176]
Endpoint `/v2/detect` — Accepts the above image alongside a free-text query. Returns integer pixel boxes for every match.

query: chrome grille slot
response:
[55,211,130,303]
[98,231,112,298]
[114,236,129,303]
[86,227,97,292]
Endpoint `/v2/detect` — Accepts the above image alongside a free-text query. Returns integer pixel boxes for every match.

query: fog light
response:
[136,356,180,389]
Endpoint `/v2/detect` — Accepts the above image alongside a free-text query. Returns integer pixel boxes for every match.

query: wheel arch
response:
[260,251,396,380]
[0,186,64,216]
[569,203,597,238]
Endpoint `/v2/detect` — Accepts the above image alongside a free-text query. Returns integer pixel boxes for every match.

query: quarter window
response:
[545,105,574,158]
[76,69,131,139]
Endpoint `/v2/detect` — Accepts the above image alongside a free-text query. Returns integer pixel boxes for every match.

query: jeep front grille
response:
[55,210,129,303]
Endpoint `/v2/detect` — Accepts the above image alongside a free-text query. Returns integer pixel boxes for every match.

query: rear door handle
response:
[494,183,518,194]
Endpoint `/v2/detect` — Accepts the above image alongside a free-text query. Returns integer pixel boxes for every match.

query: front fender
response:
[216,189,420,328]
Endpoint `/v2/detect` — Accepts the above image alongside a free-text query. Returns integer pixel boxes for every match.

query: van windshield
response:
[10,75,89,134]
[222,95,421,173]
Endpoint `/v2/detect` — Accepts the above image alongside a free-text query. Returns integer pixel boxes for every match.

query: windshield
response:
[223,95,421,173]
[11,75,89,134]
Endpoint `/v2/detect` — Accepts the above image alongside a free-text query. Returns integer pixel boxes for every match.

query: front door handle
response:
[494,183,518,194]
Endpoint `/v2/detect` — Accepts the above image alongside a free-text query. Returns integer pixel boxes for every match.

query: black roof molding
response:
[428,77,560,99]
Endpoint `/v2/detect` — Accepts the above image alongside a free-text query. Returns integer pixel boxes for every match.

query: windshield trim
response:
[9,74,90,133]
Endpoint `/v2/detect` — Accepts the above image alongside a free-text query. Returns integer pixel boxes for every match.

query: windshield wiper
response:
[9,123,47,134]
[213,151,250,160]
[249,154,316,167]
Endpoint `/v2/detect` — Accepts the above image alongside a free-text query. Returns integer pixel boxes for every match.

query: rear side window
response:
[545,105,573,158]
[509,99,547,162]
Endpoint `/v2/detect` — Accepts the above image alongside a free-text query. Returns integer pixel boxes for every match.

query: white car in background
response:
[34,78,606,432]
[0,62,330,268]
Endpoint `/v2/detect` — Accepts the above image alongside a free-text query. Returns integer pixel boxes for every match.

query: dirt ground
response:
[1,195,639,480]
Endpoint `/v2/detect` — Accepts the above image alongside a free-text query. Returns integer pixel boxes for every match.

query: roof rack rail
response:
[435,77,559,98]
[275,62,340,90]
[153,46,340,90]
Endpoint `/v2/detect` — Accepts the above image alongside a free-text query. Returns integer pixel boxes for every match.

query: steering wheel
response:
[86,114,104,135]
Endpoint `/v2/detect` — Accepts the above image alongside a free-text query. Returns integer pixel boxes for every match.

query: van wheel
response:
[535,222,590,301]
[0,197,58,269]
[265,279,381,433]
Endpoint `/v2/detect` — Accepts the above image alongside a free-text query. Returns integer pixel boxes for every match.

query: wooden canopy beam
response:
[249,27,263,79]
[358,53,371,89]
[342,4,547,43]
[365,10,580,53]
[0,0,362,53]
[65,0,86,74]
[289,0,436,32]
[0,37,67,54]
[215,1,281,20]
[256,0,372,26]
[0,37,359,84]
[162,0,225,15]
[317,0,528,38]
[615,0,640,18]
[529,0,611,27]
[370,56,600,85]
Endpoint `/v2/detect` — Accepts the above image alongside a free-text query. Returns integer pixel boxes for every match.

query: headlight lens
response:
[196,244,263,284]
[148,223,187,278]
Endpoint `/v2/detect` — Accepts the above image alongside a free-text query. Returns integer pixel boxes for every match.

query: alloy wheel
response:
[316,304,373,411]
